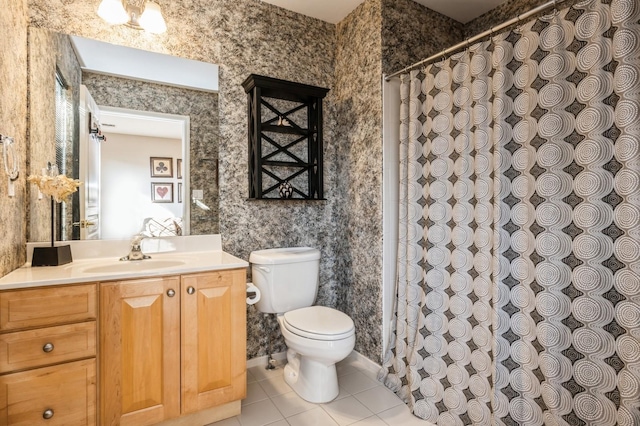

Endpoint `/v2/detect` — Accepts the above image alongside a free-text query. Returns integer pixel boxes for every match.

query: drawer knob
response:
[43,408,54,419]
[187,286,195,295]
[43,343,54,353]
[167,289,176,297]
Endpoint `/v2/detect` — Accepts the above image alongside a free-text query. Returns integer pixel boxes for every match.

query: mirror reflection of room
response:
[27,28,220,242]
[96,107,187,240]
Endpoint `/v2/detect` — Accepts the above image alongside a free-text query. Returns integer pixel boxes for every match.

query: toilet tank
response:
[250,247,320,314]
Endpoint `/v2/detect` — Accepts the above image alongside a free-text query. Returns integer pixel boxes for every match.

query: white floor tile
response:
[210,416,241,425]
[271,391,317,417]
[238,399,284,426]
[334,386,351,401]
[287,407,340,426]
[266,421,290,426]
[243,381,269,406]
[247,368,257,384]
[355,365,381,381]
[338,371,380,395]
[322,396,374,426]
[350,416,388,426]
[258,374,294,397]
[377,404,435,426]
[339,354,379,380]
[352,386,404,414]
[336,361,359,377]
[249,365,286,382]
[237,357,417,426]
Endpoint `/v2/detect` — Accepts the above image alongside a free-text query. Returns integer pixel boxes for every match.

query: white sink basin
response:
[81,259,186,274]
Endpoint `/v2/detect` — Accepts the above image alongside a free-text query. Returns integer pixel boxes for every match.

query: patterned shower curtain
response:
[379,0,640,425]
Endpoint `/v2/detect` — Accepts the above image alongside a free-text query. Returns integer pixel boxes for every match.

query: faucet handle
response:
[130,234,147,251]
[120,234,151,261]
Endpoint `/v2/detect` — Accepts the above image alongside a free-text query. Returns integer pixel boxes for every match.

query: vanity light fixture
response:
[97,0,167,34]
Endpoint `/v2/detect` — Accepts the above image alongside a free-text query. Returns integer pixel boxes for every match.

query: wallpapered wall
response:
[381,0,464,75]
[0,0,28,277]
[0,0,569,363]
[334,0,385,364]
[28,28,81,242]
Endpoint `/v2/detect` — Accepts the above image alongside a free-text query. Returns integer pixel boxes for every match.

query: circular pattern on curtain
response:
[380,0,640,425]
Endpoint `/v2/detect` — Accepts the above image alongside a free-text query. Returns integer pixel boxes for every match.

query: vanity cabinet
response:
[0,284,97,425]
[100,268,247,426]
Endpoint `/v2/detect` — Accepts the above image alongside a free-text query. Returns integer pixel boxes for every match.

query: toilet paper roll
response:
[246,282,261,305]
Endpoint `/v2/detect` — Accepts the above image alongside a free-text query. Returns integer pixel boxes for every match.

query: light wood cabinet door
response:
[100,277,180,426]
[0,358,96,426]
[181,269,247,413]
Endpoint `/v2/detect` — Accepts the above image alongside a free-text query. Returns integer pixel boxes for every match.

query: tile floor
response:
[210,354,434,426]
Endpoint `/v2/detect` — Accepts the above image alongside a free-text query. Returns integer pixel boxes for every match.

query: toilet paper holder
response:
[246,282,261,305]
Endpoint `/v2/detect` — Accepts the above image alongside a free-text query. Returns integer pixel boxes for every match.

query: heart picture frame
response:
[151,182,173,203]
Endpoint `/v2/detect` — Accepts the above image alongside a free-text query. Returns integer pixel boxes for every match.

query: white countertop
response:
[0,235,249,290]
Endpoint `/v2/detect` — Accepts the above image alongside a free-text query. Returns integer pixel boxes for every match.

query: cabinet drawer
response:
[0,284,97,331]
[0,358,96,425]
[0,322,96,373]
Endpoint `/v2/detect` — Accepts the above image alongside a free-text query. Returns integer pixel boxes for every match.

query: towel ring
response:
[0,135,19,181]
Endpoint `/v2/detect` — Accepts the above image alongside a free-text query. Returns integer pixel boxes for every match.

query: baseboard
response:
[246,351,287,369]
[344,350,383,379]
[246,350,382,376]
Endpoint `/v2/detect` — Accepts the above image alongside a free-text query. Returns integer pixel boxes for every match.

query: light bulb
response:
[138,2,167,34]
[97,0,129,25]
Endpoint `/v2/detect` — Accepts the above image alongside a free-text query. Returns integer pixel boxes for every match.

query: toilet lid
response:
[283,306,354,341]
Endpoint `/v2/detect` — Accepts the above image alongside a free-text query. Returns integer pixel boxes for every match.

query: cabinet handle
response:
[42,343,54,353]
[167,289,176,297]
[187,286,196,295]
[43,409,54,419]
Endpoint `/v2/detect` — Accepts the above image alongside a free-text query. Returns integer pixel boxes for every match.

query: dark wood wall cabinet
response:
[242,74,329,200]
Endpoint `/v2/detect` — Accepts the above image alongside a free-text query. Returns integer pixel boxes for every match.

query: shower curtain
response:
[379,0,640,425]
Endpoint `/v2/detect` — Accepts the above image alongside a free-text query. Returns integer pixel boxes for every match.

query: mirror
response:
[27,28,220,242]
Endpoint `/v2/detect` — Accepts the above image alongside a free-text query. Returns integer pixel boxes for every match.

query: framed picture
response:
[151,182,173,203]
[178,182,183,203]
[150,157,173,177]
[177,159,183,179]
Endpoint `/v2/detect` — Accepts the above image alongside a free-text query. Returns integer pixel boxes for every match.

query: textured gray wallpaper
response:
[27,28,81,242]
[382,0,464,75]
[0,0,28,277]
[464,0,554,37]
[211,1,341,359]
[334,0,385,363]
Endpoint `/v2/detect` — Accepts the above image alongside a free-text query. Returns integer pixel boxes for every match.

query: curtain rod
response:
[385,0,567,81]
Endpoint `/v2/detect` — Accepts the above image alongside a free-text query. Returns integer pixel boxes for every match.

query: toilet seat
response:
[283,306,354,341]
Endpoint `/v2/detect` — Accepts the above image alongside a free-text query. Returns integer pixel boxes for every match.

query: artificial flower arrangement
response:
[27,169,82,266]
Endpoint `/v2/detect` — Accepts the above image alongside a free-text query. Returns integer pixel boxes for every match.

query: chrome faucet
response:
[119,234,151,261]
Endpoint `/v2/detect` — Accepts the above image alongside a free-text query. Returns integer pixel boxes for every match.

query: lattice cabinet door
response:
[242,74,329,200]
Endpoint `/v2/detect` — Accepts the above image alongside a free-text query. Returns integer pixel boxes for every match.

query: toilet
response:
[250,247,355,403]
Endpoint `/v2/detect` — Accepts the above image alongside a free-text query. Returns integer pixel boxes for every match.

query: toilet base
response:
[283,349,339,403]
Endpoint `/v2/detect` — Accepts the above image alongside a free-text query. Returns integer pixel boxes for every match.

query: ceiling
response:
[71,35,218,92]
[260,0,510,24]
[100,109,184,140]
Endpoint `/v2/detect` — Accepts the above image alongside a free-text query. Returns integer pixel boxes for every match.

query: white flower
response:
[28,174,82,203]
